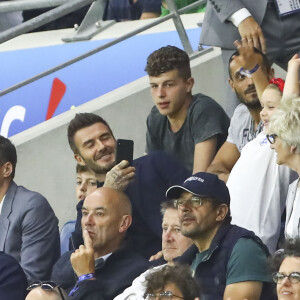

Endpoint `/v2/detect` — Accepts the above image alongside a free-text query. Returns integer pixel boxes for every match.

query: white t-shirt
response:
[227,132,290,253]
[227,104,263,152]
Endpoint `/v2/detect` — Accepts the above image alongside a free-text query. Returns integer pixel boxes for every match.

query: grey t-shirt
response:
[146,93,230,172]
[227,104,263,152]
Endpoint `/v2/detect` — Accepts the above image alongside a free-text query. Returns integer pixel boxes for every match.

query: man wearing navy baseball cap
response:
[167,172,276,300]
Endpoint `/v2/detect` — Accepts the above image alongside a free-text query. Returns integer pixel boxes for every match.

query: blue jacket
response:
[51,241,150,300]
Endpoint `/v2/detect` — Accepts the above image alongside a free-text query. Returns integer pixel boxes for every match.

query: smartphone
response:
[115,139,134,166]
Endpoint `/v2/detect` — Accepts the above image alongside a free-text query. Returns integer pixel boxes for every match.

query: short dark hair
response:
[160,200,177,216]
[67,113,114,154]
[228,47,272,80]
[144,264,201,300]
[269,238,300,272]
[145,45,191,80]
[76,164,92,174]
[0,135,17,179]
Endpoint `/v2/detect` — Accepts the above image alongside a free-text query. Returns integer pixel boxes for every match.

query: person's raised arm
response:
[283,54,300,97]
[233,39,270,100]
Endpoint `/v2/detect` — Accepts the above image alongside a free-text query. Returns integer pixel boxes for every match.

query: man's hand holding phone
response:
[104,160,135,191]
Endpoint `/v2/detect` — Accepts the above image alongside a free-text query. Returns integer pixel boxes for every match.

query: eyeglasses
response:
[145,291,184,299]
[266,133,278,144]
[174,196,204,208]
[273,272,300,284]
[27,281,65,300]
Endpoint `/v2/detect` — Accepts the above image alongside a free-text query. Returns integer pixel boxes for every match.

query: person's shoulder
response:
[192,93,220,107]
[233,237,268,255]
[14,182,46,200]
[10,181,51,210]
[191,93,228,115]
[110,247,151,274]
[134,151,171,164]
[232,103,251,118]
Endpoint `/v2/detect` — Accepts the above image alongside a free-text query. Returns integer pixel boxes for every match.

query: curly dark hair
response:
[145,45,191,79]
[67,113,114,154]
[269,238,300,273]
[144,264,201,300]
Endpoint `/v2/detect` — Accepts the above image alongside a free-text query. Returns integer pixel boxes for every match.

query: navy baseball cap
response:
[166,172,230,205]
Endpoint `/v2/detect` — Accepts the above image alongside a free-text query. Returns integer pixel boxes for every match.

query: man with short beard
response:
[67,113,190,259]
[167,172,275,300]
[207,48,274,182]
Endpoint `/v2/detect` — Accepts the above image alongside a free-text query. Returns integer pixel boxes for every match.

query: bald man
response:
[26,188,149,300]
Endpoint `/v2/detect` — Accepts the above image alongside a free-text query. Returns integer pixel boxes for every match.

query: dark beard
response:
[236,87,262,110]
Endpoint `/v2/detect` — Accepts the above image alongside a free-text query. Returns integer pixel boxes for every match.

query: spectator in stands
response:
[160,0,205,16]
[270,238,300,300]
[67,112,190,258]
[26,187,150,300]
[145,45,230,173]
[0,251,27,299]
[0,135,60,282]
[167,172,275,300]
[60,164,97,255]
[207,47,274,182]
[268,57,300,238]
[22,6,89,32]
[226,40,291,253]
[76,164,97,202]
[114,200,193,299]
[199,0,300,117]
[144,264,201,300]
[104,0,161,22]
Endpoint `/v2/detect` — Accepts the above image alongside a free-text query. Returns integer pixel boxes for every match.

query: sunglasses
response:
[27,281,65,300]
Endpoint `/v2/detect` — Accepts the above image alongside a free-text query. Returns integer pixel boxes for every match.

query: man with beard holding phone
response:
[67,112,190,259]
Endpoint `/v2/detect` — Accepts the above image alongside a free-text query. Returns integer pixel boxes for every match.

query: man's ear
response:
[216,204,229,222]
[186,77,194,93]
[2,162,13,178]
[119,215,132,233]
[74,154,86,166]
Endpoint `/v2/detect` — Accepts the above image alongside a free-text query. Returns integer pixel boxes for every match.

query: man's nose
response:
[84,213,94,226]
[156,86,166,98]
[95,140,106,152]
[165,228,174,241]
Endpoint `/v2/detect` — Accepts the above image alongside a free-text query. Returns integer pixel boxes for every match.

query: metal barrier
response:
[0,0,208,96]
[0,0,69,12]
